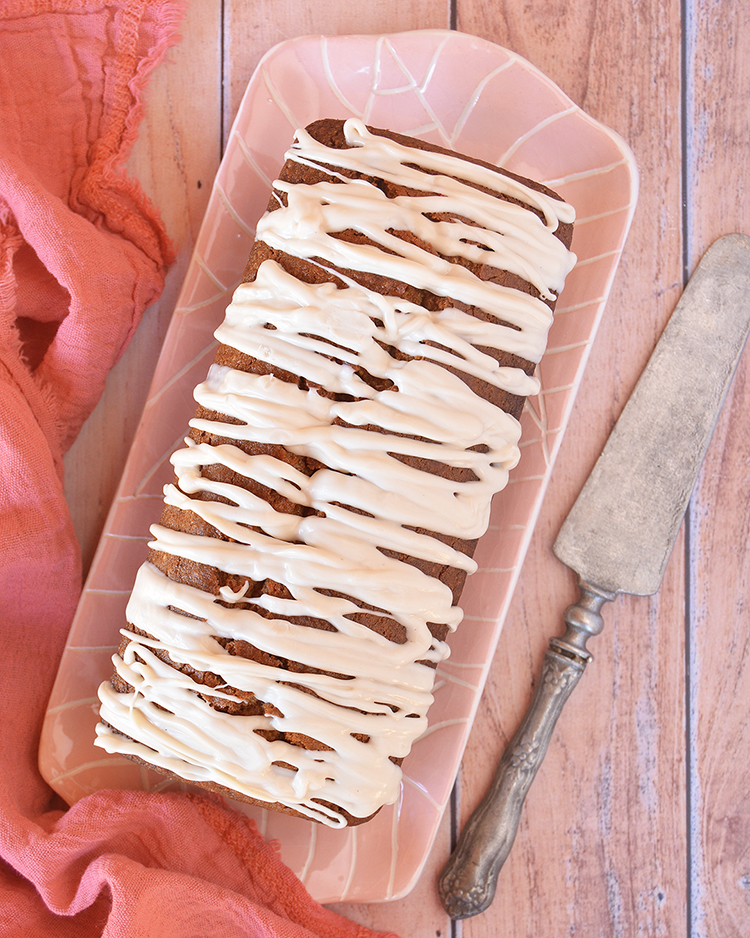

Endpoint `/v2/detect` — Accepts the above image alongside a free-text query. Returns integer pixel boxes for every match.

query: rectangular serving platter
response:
[40,29,637,904]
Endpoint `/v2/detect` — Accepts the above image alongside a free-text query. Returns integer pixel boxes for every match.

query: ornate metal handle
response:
[438,579,616,920]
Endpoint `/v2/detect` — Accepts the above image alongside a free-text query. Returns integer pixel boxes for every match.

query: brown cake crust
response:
[107,119,574,824]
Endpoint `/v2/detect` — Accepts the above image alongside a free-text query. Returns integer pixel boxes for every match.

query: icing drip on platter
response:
[96,119,576,826]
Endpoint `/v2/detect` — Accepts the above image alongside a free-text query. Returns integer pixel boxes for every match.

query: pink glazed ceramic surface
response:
[39,30,638,903]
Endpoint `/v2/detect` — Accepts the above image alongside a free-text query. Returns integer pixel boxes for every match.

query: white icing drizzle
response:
[96,119,576,826]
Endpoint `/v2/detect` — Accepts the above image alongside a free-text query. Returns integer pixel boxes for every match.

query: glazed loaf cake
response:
[95,118,576,827]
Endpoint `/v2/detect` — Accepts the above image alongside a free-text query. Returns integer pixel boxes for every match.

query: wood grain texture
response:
[686,3,750,936]
[60,1,750,935]
[221,0,450,140]
[454,1,687,935]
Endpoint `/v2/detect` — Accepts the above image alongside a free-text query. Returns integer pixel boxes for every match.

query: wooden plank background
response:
[63,2,750,935]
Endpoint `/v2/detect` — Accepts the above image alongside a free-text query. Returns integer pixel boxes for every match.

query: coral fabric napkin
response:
[0,3,398,936]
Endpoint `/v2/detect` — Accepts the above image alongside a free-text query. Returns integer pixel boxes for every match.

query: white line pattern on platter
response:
[364,37,391,123]
[373,55,418,93]
[232,129,273,190]
[539,380,577,395]
[401,773,444,810]
[260,62,303,133]
[520,415,551,467]
[149,776,186,794]
[340,826,358,901]
[132,433,191,498]
[418,717,472,742]
[51,756,132,784]
[380,39,451,143]
[431,670,481,691]
[216,181,257,236]
[103,533,150,541]
[46,696,100,716]
[298,822,318,884]
[516,429,543,448]
[508,472,546,484]
[541,339,590,356]
[319,35,365,118]
[553,295,606,314]
[85,588,133,595]
[194,252,231,292]
[392,36,443,94]
[573,247,622,267]
[360,37,382,123]
[66,644,119,653]
[393,121,442,138]
[410,35,445,95]
[450,59,516,147]
[523,386,549,441]
[143,340,219,414]
[387,803,400,899]
[498,105,579,166]
[574,204,632,225]
[175,291,228,315]
[544,157,631,188]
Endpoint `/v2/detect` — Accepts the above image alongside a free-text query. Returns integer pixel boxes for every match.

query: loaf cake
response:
[95,118,576,827]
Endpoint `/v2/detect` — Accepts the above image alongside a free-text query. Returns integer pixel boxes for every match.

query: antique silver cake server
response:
[438,233,750,919]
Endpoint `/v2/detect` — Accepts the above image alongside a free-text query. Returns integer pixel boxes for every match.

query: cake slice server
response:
[438,233,750,919]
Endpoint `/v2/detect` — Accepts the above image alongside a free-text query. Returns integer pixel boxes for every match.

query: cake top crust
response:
[95,119,576,826]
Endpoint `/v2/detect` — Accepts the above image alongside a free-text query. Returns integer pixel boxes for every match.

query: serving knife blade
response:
[439,233,750,919]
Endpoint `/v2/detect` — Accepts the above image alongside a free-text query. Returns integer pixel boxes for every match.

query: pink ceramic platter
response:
[40,30,638,903]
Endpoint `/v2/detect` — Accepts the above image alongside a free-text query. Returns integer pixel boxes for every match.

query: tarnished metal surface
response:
[439,581,613,919]
[439,234,750,919]
[554,234,750,595]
